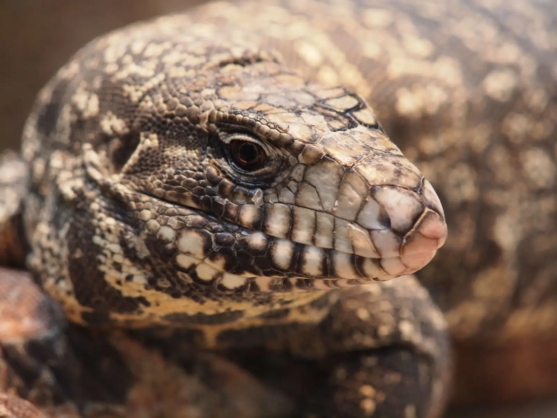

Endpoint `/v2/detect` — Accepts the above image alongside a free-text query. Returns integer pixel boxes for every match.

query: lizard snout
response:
[347,178,447,279]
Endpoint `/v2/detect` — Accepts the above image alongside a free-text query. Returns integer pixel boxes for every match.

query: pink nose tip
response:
[400,209,448,273]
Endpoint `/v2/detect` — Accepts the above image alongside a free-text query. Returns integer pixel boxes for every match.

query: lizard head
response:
[24,19,447,326]
[105,47,447,287]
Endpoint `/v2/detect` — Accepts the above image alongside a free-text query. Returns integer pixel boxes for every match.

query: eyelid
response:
[221,133,271,156]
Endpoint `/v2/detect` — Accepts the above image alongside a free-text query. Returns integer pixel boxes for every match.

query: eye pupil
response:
[230,140,266,171]
[237,143,259,164]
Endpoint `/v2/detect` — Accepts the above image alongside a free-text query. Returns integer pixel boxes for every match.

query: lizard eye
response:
[228,137,267,171]
[214,131,282,183]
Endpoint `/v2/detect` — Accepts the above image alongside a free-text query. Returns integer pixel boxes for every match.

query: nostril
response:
[372,187,424,233]
[356,197,391,230]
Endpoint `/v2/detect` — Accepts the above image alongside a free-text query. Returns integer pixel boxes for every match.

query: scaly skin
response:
[0,0,556,417]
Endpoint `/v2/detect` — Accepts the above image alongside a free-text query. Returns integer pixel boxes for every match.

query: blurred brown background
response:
[0,1,556,417]
[0,0,203,152]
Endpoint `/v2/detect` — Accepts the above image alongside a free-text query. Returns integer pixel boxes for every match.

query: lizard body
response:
[0,0,555,417]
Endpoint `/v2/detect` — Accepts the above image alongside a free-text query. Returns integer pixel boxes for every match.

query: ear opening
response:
[108,132,141,173]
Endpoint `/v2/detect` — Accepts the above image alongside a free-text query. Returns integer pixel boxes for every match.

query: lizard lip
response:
[398,208,448,272]
[240,210,447,283]
[136,187,446,283]
[263,203,447,282]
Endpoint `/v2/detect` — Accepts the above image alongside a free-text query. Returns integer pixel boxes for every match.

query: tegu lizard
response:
[0,0,555,417]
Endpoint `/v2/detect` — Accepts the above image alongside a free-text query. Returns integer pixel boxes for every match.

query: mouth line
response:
[135,189,438,283]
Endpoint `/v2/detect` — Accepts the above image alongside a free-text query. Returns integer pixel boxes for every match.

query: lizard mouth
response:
[170,226,445,293]
[234,204,447,282]
[136,183,447,291]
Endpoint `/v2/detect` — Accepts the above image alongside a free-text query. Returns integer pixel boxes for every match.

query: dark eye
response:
[230,140,267,171]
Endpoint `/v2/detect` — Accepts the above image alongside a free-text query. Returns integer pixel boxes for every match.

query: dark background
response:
[0,0,203,152]
[0,1,556,417]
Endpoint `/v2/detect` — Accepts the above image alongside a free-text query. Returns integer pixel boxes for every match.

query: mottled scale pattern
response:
[20,1,447,332]
[0,0,555,417]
